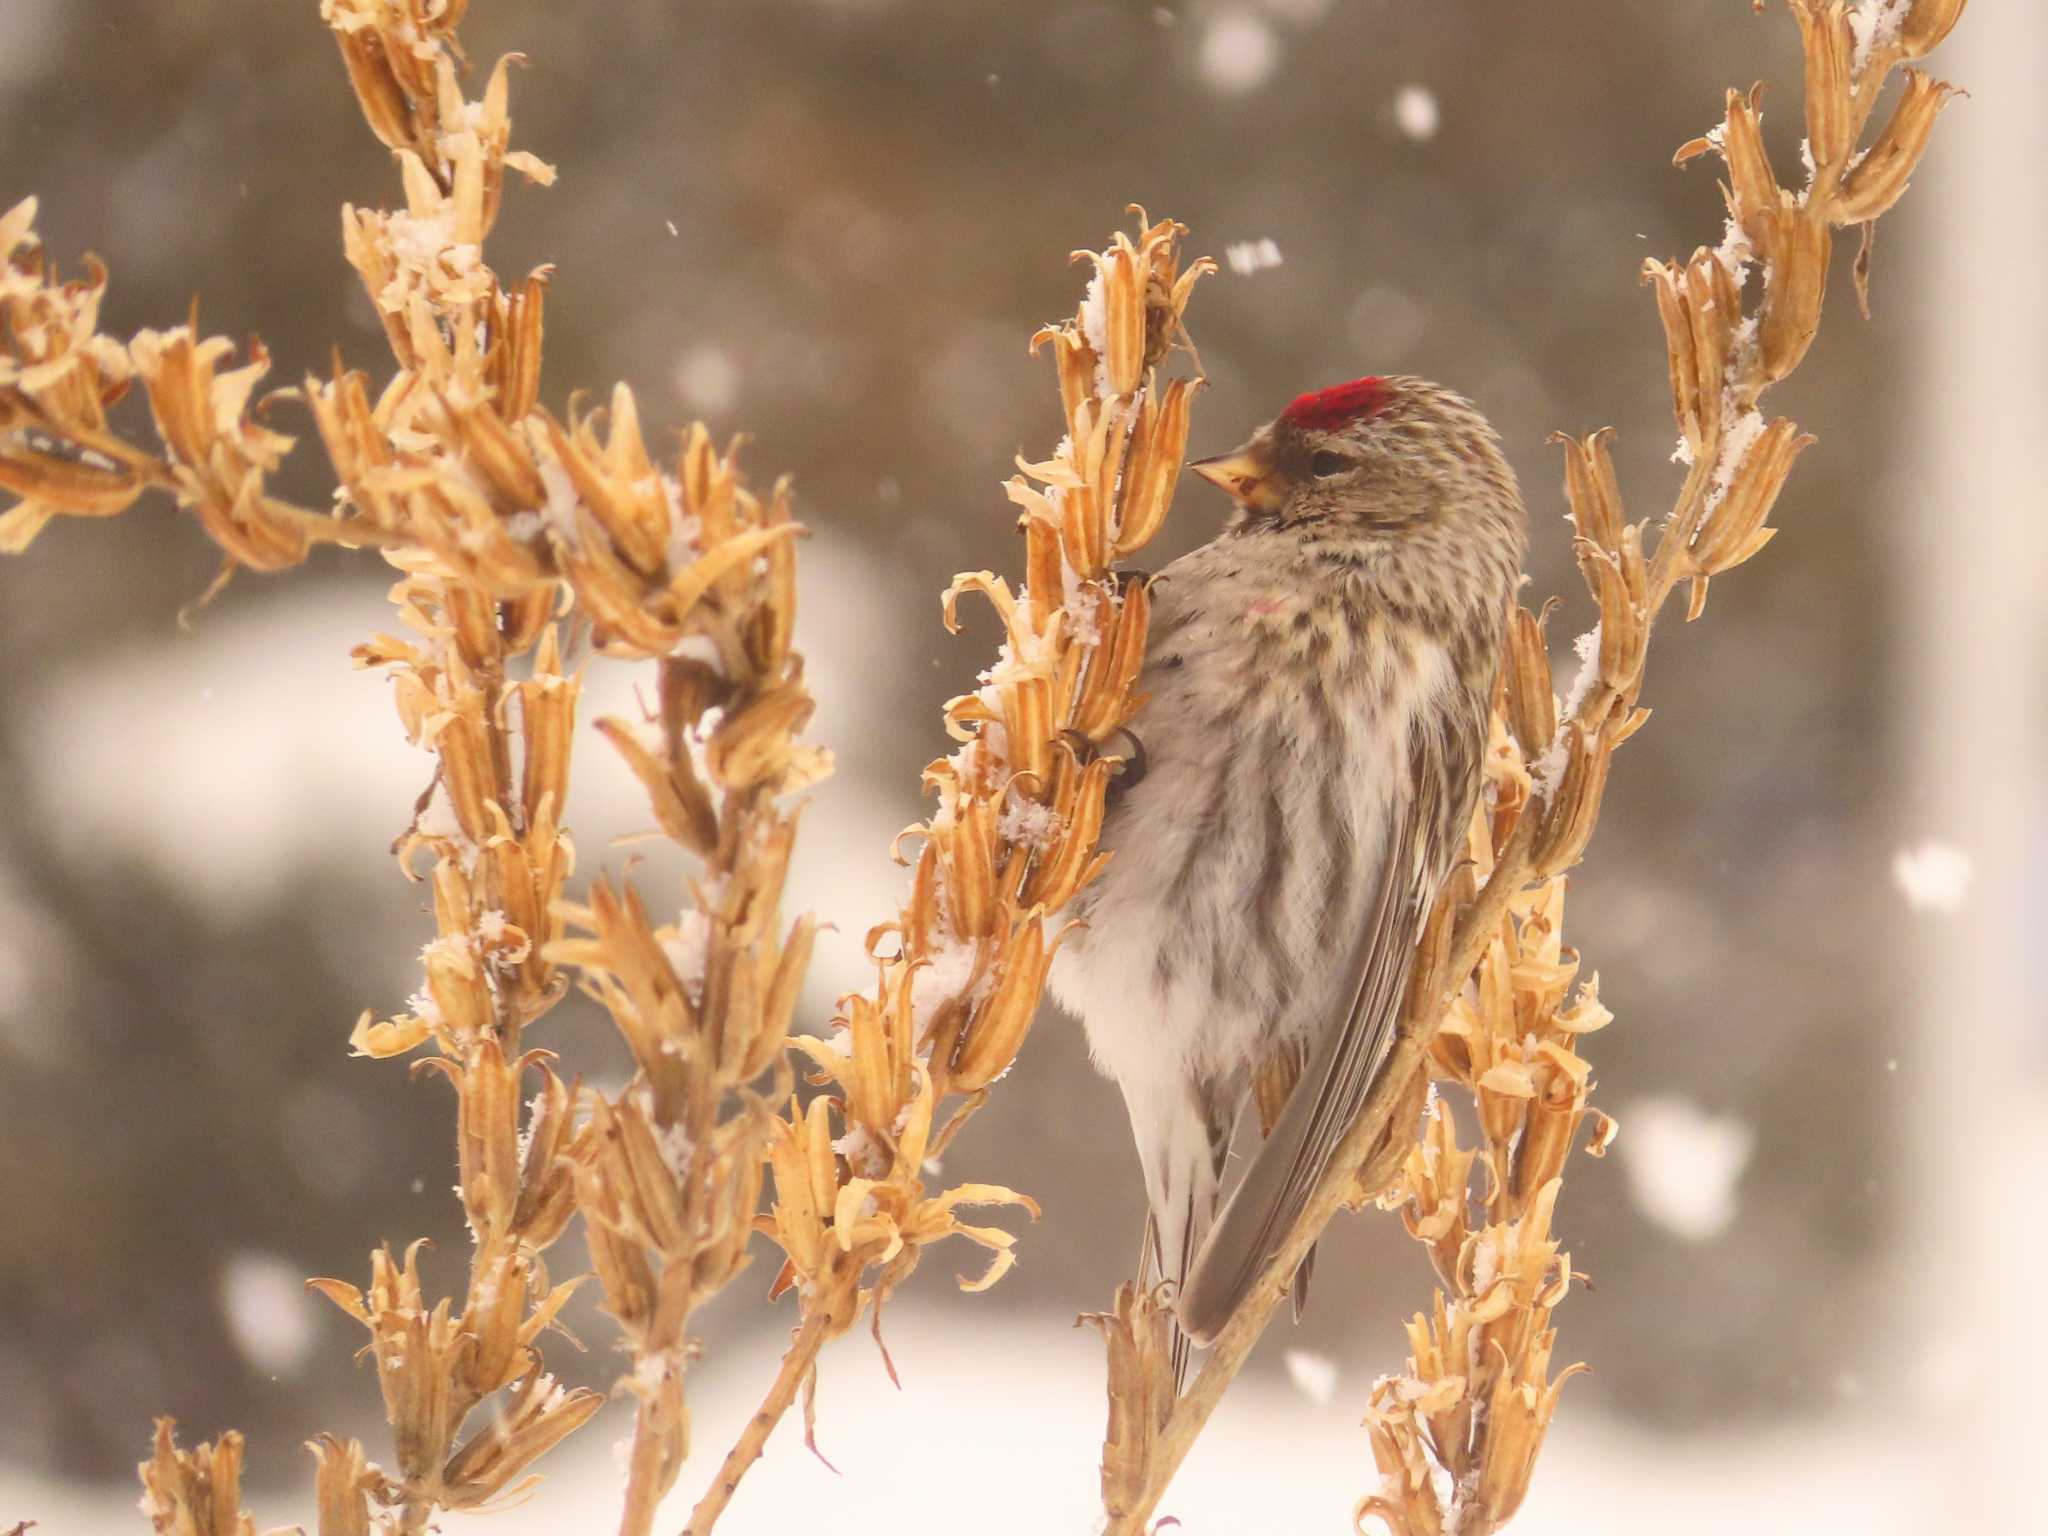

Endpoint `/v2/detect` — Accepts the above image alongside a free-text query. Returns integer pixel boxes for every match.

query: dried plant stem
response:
[14,4,824,1529]
[687,211,1209,1532]
[682,1312,833,1536]
[1093,7,1968,1530]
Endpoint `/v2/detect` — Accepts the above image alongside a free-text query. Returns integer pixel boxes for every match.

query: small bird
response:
[1049,374,1527,1371]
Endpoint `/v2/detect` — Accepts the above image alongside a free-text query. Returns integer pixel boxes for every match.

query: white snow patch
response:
[1713,216,1754,289]
[1058,551,1103,646]
[1078,275,1108,357]
[833,1120,891,1178]
[654,1120,695,1178]
[1284,1348,1339,1406]
[1470,1238,1501,1297]
[385,207,456,272]
[537,456,584,550]
[1891,838,1972,913]
[1707,408,1767,511]
[415,779,465,841]
[514,1089,548,1171]
[997,791,1061,851]
[1620,1095,1753,1242]
[911,940,981,1031]
[669,631,725,672]
[660,908,713,1002]
[1224,237,1284,275]
[1533,625,1602,800]
[1391,84,1440,142]
[661,473,704,573]
[1559,624,1602,725]
[219,1252,318,1376]
[1848,0,1912,77]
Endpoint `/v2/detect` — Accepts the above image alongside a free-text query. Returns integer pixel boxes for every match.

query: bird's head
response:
[1191,375,1525,564]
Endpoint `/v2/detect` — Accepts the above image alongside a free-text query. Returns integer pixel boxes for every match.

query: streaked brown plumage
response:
[1047,375,1526,1378]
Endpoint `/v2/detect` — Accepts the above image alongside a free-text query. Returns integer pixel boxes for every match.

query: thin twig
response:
[683,1312,832,1536]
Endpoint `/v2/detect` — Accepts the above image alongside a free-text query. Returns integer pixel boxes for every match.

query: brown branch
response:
[682,1312,833,1536]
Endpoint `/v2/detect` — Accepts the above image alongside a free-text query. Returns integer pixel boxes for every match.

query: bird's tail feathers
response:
[1125,1074,1226,1396]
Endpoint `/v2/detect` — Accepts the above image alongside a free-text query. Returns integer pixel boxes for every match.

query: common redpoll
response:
[1049,375,1527,1366]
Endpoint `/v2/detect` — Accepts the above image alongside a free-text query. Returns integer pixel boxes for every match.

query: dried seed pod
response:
[1642,259,1703,449]
[1022,755,1113,910]
[1084,1281,1177,1519]
[1096,238,1147,397]
[706,683,815,790]
[1835,70,1958,224]
[1691,418,1813,575]
[330,23,420,156]
[595,715,717,856]
[140,1422,259,1536]
[494,267,551,423]
[1682,251,1736,441]
[1504,605,1557,764]
[951,915,1057,1091]
[1718,85,1779,233]
[1756,196,1831,381]
[1792,1,1858,171]
[1899,0,1969,57]
[1071,577,1152,741]
[1530,727,1612,877]
[1114,376,1199,557]
[307,1434,382,1536]
[1551,428,1626,553]
[0,437,144,517]
[751,914,819,1081]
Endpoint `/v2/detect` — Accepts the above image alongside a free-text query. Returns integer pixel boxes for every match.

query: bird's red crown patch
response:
[1280,376,1390,431]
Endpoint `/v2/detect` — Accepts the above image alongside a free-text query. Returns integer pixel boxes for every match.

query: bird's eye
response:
[1309,450,1348,478]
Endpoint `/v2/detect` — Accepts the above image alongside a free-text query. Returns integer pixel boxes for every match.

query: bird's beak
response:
[1189,441,1284,512]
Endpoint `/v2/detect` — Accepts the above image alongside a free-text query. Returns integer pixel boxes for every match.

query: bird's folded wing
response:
[1178,758,1437,1347]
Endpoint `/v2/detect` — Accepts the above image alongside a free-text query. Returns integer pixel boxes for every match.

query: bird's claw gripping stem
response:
[1061,726,1149,797]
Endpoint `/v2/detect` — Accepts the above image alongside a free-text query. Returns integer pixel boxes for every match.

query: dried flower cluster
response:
[1086,4,1967,1533]
[1358,776,1618,1535]
[314,7,832,1534]
[1349,3,1967,1533]
[549,425,824,1536]
[680,210,1212,1536]
[11,0,836,1529]
[137,1422,260,1536]
[0,197,156,552]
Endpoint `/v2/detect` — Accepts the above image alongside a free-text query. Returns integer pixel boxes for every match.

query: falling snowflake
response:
[1225,237,1284,276]
[1284,1348,1338,1406]
[1197,8,1279,95]
[1891,839,1972,913]
[673,344,738,413]
[1619,1095,1753,1242]
[1391,84,1440,142]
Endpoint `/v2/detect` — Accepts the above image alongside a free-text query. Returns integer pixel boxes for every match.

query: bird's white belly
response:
[1048,650,1427,1097]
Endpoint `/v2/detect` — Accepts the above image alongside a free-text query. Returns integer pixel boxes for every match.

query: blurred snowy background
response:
[1,1,2041,1531]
